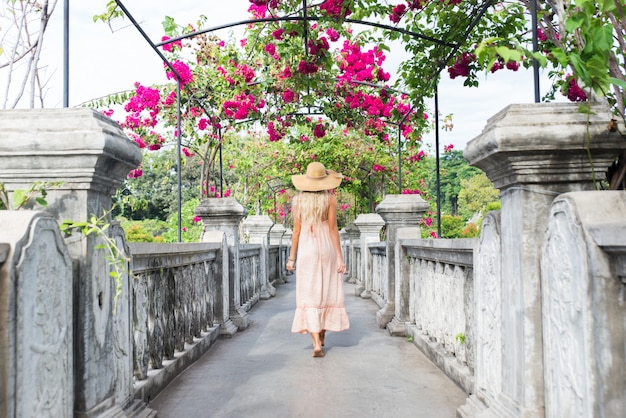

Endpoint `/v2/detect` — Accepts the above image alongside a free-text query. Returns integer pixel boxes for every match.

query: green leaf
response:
[609,77,626,89]
[12,190,27,208]
[565,15,584,33]
[35,197,48,207]
[551,49,569,67]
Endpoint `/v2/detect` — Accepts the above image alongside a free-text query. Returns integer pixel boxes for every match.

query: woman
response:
[286,161,350,358]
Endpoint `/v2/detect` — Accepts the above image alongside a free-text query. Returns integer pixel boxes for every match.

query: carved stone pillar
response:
[242,215,276,299]
[0,212,74,418]
[353,213,385,298]
[462,102,626,418]
[375,194,429,333]
[0,108,146,417]
[196,197,248,333]
[541,191,626,417]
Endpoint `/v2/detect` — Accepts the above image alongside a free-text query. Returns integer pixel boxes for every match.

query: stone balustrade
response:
[2,104,626,418]
[129,242,223,402]
[401,238,477,394]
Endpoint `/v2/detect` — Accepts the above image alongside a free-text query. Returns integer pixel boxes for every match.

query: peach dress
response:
[291,220,350,334]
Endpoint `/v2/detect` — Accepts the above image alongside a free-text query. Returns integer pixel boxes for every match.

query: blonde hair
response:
[294,191,330,225]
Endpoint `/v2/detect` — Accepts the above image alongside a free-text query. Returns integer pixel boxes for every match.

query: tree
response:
[424,149,481,217]
[457,172,500,221]
[0,0,59,108]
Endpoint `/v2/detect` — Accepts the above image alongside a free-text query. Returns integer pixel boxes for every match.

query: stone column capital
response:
[353,213,385,236]
[242,215,274,244]
[375,194,429,225]
[464,102,626,190]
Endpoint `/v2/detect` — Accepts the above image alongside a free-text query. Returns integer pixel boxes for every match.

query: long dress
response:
[291,220,350,334]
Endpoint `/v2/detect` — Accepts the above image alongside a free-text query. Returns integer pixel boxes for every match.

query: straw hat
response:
[292,162,343,191]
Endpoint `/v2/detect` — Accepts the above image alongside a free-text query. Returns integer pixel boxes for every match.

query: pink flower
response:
[265,43,276,56]
[165,60,193,86]
[282,89,296,103]
[223,189,231,197]
[444,144,454,153]
[326,28,340,42]
[148,144,161,151]
[320,0,352,18]
[182,227,187,232]
[198,118,209,130]
[563,75,587,102]
[272,28,284,40]
[313,123,326,138]
[430,231,438,238]
[128,168,143,179]
[161,36,182,52]
[506,60,519,71]
[193,216,201,223]
[448,52,475,79]
[182,147,194,157]
[390,4,406,23]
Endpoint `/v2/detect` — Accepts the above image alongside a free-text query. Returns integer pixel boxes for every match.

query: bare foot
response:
[312,346,324,357]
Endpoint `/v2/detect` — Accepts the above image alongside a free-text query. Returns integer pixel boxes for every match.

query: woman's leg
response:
[311,332,324,357]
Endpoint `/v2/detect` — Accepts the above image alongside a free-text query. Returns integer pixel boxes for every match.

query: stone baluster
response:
[353,213,385,298]
[269,223,287,284]
[461,102,626,417]
[243,215,276,299]
[0,108,146,417]
[283,228,293,279]
[195,197,249,333]
[375,194,429,333]
[342,223,360,283]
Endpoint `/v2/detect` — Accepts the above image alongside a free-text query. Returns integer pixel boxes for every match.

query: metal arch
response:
[71,0,525,240]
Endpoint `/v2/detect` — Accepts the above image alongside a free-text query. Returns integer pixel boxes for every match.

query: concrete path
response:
[148,279,467,418]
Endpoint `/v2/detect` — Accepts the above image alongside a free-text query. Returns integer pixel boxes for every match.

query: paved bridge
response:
[148,279,466,417]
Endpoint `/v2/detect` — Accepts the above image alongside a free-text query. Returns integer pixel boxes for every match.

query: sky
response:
[7,0,559,151]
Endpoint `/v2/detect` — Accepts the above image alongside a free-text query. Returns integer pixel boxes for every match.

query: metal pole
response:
[63,0,69,107]
[219,128,223,197]
[177,81,182,242]
[397,127,402,193]
[435,86,441,238]
[531,0,540,102]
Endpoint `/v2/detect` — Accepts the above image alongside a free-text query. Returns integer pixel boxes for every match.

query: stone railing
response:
[400,238,477,394]
[128,242,223,402]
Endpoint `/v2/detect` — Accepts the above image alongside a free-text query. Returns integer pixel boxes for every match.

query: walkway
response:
[148,279,467,418]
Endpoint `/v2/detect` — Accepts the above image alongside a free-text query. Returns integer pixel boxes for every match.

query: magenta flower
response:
[282,89,296,103]
[313,123,326,138]
[165,60,193,86]
[326,28,340,42]
[563,75,587,102]
[193,216,201,223]
[182,147,194,157]
[198,118,209,130]
[390,4,406,23]
[272,28,284,40]
[128,168,143,179]
[444,144,454,153]
[265,43,276,56]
